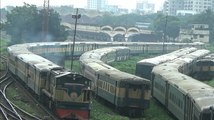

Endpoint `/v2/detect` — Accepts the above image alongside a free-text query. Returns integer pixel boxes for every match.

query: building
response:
[166,0,184,15]
[164,0,214,16]
[163,1,169,14]
[136,0,155,14]
[176,10,197,16]
[135,22,151,29]
[179,24,209,43]
[87,0,107,11]
[184,0,213,13]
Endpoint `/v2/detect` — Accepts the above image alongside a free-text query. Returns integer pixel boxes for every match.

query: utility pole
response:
[70,8,81,71]
[42,0,50,42]
[163,14,168,53]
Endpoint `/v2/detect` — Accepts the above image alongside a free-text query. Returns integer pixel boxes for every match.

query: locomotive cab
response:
[54,72,92,119]
[42,68,92,120]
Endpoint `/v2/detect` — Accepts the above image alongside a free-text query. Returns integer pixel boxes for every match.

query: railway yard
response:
[1,42,214,120]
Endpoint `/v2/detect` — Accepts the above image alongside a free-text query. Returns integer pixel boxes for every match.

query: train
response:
[7,44,92,120]
[192,53,214,80]
[151,48,214,120]
[135,47,198,80]
[7,41,205,119]
[79,46,150,116]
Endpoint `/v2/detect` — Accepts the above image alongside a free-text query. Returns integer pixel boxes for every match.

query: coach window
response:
[200,35,204,38]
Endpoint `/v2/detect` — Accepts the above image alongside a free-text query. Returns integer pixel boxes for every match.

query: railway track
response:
[0,55,8,78]
[0,77,23,120]
[9,75,60,120]
[0,56,58,120]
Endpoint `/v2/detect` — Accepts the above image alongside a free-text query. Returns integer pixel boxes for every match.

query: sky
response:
[0,0,165,11]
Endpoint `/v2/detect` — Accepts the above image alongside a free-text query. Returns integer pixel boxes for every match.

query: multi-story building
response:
[87,0,107,11]
[179,24,209,43]
[163,0,169,14]
[136,0,155,14]
[166,0,184,15]
[164,0,214,16]
[184,0,213,12]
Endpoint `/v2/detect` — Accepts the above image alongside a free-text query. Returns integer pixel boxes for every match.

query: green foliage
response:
[205,44,214,52]
[64,60,81,73]
[90,99,129,120]
[0,38,8,54]
[153,13,180,41]
[99,13,157,27]
[4,3,68,45]
[145,100,174,120]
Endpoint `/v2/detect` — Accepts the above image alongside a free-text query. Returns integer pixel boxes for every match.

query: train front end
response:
[54,72,91,120]
[117,76,151,117]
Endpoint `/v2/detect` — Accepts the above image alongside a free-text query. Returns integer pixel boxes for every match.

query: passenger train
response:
[7,41,205,119]
[135,47,197,80]
[79,46,150,116]
[192,53,214,80]
[151,49,214,120]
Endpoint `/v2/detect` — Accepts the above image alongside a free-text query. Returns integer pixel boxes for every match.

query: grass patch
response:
[65,60,82,73]
[6,84,46,116]
[90,99,129,120]
[109,54,156,74]
[203,80,214,87]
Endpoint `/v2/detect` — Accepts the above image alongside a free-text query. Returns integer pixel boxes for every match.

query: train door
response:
[39,71,47,95]
[151,73,155,96]
[114,81,117,105]
[15,56,18,75]
[165,83,169,107]
[185,95,193,120]
[96,74,100,95]
[27,65,35,91]
[125,84,129,105]
[35,69,40,94]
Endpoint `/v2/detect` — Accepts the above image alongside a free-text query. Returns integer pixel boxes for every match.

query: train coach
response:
[151,49,214,120]
[79,46,150,116]
[192,53,214,80]
[135,47,197,80]
[27,42,204,65]
[7,45,92,120]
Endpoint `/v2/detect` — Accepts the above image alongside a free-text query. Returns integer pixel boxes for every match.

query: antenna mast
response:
[42,0,50,41]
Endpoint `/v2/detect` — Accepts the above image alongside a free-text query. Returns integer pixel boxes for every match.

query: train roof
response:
[154,49,210,71]
[97,69,150,84]
[17,53,61,71]
[196,53,214,66]
[188,89,214,111]
[137,47,197,66]
[85,62,118,72]
[17,54,51,64]
[7,44,32,56]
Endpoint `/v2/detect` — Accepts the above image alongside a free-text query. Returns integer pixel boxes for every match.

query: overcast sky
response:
[1,0,165,11]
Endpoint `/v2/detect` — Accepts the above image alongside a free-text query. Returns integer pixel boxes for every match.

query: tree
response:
[153,13,181,42]
[4,3,68,45]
